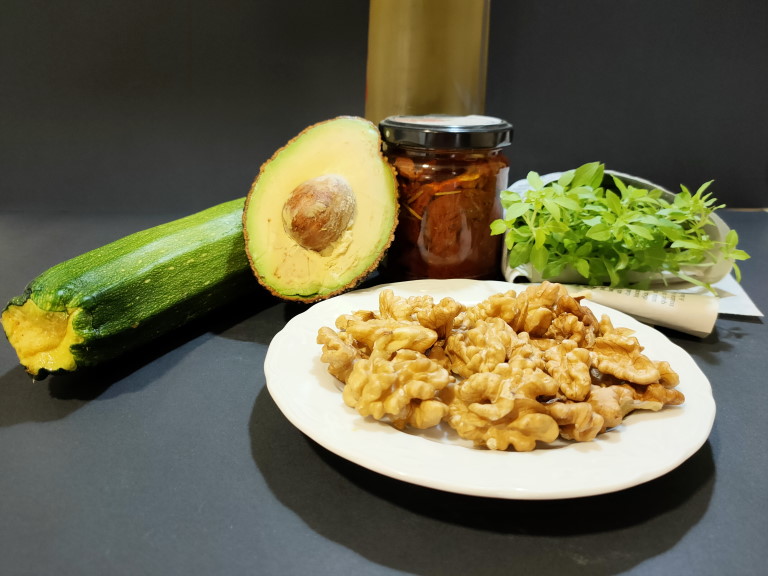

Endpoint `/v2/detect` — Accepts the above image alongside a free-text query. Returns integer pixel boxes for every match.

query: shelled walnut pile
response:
[316,282,684,452]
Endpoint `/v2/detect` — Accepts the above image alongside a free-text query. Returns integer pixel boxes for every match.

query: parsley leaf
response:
[491,162,750,292]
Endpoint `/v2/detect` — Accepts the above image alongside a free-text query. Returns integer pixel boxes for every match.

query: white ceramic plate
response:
[264,279,716,499]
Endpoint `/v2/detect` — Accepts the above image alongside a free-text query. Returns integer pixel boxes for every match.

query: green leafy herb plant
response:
[490,161,750,292]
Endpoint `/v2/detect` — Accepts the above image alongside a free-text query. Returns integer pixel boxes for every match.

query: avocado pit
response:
[282,174,357,252]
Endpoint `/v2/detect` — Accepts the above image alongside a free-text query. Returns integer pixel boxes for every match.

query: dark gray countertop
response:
[0,209,766,576]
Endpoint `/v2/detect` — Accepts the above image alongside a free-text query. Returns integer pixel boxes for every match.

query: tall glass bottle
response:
[365,0,491,125]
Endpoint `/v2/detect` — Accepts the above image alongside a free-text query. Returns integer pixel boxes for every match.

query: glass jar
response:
[380,114,513,280]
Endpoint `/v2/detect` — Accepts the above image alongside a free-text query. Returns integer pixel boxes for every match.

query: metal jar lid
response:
[379,114,513,150]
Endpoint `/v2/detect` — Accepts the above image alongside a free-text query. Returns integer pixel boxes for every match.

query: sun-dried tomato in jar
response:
[380,115,513,280]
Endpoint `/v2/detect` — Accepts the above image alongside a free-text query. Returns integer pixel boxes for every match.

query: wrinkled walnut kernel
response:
[317,281,684,451]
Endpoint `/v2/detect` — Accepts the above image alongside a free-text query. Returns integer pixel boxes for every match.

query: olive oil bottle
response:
[365,0,491,125]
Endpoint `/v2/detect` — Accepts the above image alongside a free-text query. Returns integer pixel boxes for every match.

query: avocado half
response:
[243,116,399,303]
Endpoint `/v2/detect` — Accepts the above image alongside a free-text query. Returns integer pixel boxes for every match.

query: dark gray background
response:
[1,0,766,213]
[1,3,768,574]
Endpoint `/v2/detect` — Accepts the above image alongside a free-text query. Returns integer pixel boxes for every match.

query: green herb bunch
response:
[490,162,749,291]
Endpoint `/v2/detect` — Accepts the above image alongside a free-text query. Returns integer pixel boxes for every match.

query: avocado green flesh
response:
[244,117,398,302]
[2,198,258,376]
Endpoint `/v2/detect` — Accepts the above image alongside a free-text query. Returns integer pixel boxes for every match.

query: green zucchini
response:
[2,197,257,378]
